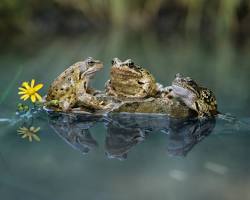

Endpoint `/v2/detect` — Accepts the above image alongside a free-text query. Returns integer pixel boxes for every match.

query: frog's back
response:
[46,63,81,101]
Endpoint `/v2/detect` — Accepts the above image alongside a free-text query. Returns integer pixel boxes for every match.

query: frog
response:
[105,58,158,99]
[171,73,218,117]
[46,57,107,112]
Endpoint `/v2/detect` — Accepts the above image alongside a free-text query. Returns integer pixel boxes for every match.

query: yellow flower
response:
[17,126,41,142]
[18,79,43,103]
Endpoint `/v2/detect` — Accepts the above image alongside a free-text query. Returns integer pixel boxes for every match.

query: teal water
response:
[0,33,250,200]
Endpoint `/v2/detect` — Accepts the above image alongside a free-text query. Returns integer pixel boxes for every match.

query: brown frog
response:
[172,73,218,117]
[46,57,106,112]
[105,58,158,99]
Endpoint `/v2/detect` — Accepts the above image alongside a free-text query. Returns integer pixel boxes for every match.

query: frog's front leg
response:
[59,94,79,111]
[135,82,151,98]
[105,80,119,97]
[77,80,112,110]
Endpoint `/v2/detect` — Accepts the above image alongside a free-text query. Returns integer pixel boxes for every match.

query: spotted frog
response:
[105,58,158,99]
[171,73,218,117]
[46,57,106,112]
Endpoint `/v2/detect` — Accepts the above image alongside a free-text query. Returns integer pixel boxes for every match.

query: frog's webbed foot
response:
[45,99,59,107]
[45,99,63,111]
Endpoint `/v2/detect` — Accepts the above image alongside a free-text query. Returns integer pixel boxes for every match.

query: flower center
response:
[27,131,33,136]
[27,88,36,95]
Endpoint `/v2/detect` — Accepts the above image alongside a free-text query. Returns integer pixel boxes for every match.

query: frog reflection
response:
[48,113,100,154]
[104,120,145,160]
[103,113,168,160]
[48,112,216,158]
[167,117,216,156]
[105,114,216,159]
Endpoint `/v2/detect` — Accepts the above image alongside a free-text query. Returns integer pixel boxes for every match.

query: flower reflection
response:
[17,126,41,142]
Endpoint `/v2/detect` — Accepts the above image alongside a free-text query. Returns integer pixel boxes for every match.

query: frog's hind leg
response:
[58,94,76,112]
[76,80,108,110]
[76,93,106,110]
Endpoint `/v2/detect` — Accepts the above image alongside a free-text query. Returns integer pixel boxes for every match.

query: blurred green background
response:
[0,0,250,110]
[1,0,250,45]
[1,0,250,116]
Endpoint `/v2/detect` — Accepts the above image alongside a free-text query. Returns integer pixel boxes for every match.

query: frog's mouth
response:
[84,62,103,77]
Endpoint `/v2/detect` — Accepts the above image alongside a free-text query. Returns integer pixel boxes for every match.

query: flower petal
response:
[31,79,35,88]
[20,94,30,100]
[22,82,30,89]
[18,87,26,92]
[24,96,30,100]
[34,127,41,132]
[33,134,40,142]
[28,136,32,142]
[35,93,42,102]
[33,84,43,91]
[22,134,27,138]
[31,95,36,102]
[18,91,26,95]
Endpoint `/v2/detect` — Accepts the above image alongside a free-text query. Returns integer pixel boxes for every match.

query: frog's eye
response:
[111,60,115,65]
[186,77,193,82]
[125,59,134,67]
[127,61,134,68]
[87,60,95,65]
[126,59,135,67]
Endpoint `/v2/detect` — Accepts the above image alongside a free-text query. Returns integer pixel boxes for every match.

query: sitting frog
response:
[105,58,158,99]
[46,57,106,112]
[171,73,218,117]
